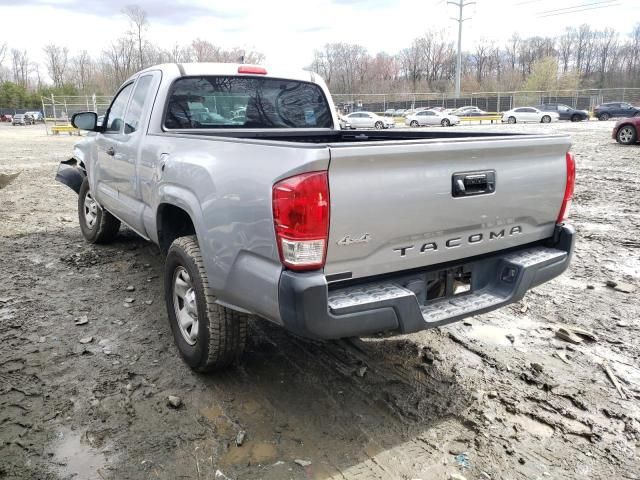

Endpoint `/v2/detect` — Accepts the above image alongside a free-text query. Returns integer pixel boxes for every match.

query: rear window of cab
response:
[164,76,333,129]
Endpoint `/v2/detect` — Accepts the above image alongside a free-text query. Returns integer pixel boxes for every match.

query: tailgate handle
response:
[452,171,495,197]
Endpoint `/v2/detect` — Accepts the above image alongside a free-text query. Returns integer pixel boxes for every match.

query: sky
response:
[0,0,638,81]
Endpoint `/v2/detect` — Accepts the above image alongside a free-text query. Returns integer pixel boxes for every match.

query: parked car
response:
[345,111,395,129]
[56,63,575,371]
[337,113,351,130]
[394,109,405,116]
[0,114,13,122]
[12,114,34,126]
[405,110,460,127]
[25,111,44,122]
[384,109,396,116]
[537,104,589,122]
[501,107,559,124]
[452,106,487,117]
[594,102,640,121]
[612,117,639,145]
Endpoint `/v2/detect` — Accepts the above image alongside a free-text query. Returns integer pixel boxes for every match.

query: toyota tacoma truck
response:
[56,63,576,371]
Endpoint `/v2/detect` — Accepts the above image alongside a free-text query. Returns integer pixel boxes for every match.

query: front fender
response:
[55,158,86,194]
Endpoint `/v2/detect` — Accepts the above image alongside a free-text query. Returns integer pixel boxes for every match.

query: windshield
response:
[164,76,333,129]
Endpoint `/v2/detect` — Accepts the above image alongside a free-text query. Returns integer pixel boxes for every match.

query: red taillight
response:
[238,65,267,75]
[557,151,576,223]
[272,171,330,271]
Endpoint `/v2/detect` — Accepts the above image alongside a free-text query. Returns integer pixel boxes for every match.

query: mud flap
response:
[55,158,86,194]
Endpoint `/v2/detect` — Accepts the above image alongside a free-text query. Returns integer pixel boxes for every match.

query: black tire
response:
[410,120,419,128]
[541,115,551,123]
[441,118,450,127]
[570,114,581,122]
[508,116,516,124]
[374,121,384,129]
[599,113,610,121]
[78,178,120,244]
[616,125,637,145]
[165,236,247,371]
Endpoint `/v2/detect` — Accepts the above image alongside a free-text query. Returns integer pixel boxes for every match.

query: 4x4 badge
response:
[337,233,371,246]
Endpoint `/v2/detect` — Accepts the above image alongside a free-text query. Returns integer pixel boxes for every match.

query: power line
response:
[447,0,475,99]
[537,0,617,15]
[538,2,620,17]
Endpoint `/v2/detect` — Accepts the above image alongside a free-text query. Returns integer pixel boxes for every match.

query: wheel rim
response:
[83,192,98,229]
[542,116,550,123]
[411,121,418,127]
[619,127,634,143]
[375,122,383,129]
[173,267,199,346]
[442,119,449,126]
[602,114,609,120]
[508,117,516,124]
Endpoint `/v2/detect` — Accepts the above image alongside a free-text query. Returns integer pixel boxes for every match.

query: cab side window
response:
[104,83,134,133]
[124,75,154,134]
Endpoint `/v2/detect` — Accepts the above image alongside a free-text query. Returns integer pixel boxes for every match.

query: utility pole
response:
[448,0,475,98]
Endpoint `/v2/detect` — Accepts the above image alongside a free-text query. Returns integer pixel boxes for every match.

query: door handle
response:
[106,146,115,156]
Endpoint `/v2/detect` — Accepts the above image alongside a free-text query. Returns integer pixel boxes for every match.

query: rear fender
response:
[55,158,86,194]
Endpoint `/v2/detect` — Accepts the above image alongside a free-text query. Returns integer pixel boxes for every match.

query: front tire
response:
[441,118,450,127]
[599,113,610,121]
[78,179,120,244]
[616,125,637,145]
[571,114,581,122]
[374,121,384,129]
[410,120,419,128]
[508,116,516,124]
[165,236,247,371]
[541,115,551,123]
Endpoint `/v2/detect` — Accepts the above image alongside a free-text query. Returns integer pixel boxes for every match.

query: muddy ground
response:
[0,121,638,480]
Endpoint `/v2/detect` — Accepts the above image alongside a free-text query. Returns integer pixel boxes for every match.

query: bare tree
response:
[11,49,29,87]
[0,42,7,67]
[71,50,94,91]
[123,5,148,70]
[43,44,69,88]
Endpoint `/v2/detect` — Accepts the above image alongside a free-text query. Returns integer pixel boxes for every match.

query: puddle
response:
[220,441,279,466]
[506,413,555,438]
[51,427,109,480]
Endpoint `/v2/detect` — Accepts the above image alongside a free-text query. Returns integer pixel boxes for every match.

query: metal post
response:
[41,96,49,135]
[92,93,97,113]
[448,1,474,99]
[51,94,57,125]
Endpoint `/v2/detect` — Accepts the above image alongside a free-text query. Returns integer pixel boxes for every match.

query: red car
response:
[0,114,13,123]
[613,117,639,145]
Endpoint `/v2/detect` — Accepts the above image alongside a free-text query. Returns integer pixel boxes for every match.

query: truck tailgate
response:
[325,134,571,280]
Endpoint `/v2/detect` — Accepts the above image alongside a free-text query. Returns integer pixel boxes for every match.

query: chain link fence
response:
[333,88,640,114]
[40,95,112,122]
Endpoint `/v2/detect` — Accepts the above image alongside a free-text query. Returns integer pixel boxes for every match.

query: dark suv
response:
[537,104,589,122]
[594,102,640,121]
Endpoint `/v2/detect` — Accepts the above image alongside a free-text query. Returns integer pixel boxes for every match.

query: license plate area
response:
[400,266,473,306]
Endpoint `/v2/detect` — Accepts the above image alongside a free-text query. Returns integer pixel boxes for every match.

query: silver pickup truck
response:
[56,63,576,371]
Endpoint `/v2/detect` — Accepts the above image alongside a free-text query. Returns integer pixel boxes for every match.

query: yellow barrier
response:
[51,124,81,136]
[458,115,503,124]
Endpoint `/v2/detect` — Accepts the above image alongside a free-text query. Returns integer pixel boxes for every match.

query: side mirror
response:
[71,112,98,131]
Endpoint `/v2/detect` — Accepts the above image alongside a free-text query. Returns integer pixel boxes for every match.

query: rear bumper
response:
[278,224,575,339]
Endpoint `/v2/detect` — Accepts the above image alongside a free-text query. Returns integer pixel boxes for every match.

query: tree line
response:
[310,24,640,95]
[1,6,639,110]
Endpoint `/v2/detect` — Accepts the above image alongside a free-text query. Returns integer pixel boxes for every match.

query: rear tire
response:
[78,179,120,244]
[616,125,637,145]
[165,236,247,371]
[508,116,516,124]
[541,115,551,123]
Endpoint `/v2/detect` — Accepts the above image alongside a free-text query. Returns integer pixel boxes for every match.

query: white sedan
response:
[405,110,460,127]
[501,107,559,124]
[345,111,395,129]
